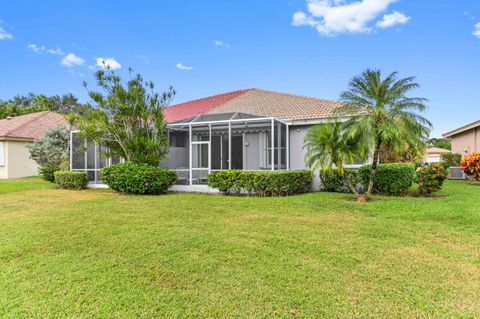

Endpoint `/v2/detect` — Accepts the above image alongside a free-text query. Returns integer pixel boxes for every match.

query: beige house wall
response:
[0,141,6,179]
[451,127,480,155]
[0,140,39,179]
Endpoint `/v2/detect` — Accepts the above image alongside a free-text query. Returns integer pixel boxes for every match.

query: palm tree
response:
[304,121,369,195]
[338,69,431,195]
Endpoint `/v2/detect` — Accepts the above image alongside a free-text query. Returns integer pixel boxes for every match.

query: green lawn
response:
[1,178,480,318]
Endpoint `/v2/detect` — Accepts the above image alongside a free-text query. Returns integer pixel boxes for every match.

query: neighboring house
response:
[424,147,451,163]
[443,119,480,155]
[0,112,67,179]
[70,88,364,191]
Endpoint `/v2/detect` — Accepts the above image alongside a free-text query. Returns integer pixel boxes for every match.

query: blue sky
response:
[1,0,479,137]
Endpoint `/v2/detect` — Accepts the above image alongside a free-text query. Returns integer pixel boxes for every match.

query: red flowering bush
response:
[415,163,448,195]
[460,152,480,181]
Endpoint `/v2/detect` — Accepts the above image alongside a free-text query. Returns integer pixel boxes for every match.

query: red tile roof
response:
[0,111,68,140]
[164,88,346,123]
[164,89,255,123]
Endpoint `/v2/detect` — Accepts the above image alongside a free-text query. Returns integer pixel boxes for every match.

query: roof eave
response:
[443,119,480,138]
[0,136,35,142]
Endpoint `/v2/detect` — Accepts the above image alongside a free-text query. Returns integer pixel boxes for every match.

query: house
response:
[424,147,451,163]
[70,89,363,191]
[0,111,67,179]
[443,119,480,155]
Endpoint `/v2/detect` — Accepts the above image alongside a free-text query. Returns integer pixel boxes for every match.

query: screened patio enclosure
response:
[165,112,290,186]
[70,112,291,186]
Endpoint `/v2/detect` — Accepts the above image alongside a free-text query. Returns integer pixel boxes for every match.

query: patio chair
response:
[197,170,209,185]
[175,169,189,185]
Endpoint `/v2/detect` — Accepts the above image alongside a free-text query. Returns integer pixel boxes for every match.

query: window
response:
[169,131,187,147]
[0,142,4,166]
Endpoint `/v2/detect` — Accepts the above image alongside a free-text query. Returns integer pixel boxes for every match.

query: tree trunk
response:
[345,171,369,202]
[366,145,381,195]
[346,173,359,196]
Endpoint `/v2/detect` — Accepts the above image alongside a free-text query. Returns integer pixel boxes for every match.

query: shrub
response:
[101,163,176,194]
[359,163,415,195]
[27,126,69,182]
[319,169,344,192]
[40,166,57,182]
[208,170,312,197]
[54,171,89,190]
[319,169,360,193]
[415,163,448,195]
[440,153,462,168]
[460,152,480,181]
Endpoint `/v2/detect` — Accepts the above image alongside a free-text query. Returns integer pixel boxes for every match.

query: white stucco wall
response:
[289,125,321,191]
[0,140,39,179]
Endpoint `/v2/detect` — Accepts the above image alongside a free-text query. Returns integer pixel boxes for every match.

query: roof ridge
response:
[167,88,255,109]
[249,88,341,104]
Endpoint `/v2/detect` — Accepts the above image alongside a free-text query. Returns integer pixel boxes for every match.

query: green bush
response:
[54,171,89,190]
[27,126,70,183]
[101,163,176,195]
[40,166,57,182]
[415,163,448,195]
[440,153,462,168]
[208,170,312,197]
[359,163,415,195]
[319,169,359,193]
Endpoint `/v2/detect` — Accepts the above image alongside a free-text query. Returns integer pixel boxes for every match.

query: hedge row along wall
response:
[208,170,313,197]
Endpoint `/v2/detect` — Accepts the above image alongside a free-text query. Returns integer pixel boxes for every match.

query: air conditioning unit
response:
[448,167,466,180]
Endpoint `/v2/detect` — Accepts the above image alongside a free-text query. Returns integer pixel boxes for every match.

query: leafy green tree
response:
[27,126,70,182]
[304,121,369,195]
[427,138,451,150]
[0,93,89,119]
[338,69,431,196]
[69,69,175,166]
[379,133,427,163]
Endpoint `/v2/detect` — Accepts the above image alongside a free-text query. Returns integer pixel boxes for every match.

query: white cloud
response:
[376,11,410,28]
[47,48,64,55]
[0,26,13,40]
[27,44,45,53]
[96,57,122,70]
[214,40,230,48]
[292,0,410,36]
[61,53,85,67]
[473,23,480,38]
[176,63,193,71]
[138,54,150,64]
[293,11,318,27]
[27,44,65,55]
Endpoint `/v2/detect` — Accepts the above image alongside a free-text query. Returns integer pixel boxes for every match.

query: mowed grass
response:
[1,178,480,318]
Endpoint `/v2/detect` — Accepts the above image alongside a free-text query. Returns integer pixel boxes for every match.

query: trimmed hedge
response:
[208,170,313,196]
[54,171,89,190]
[40,166,57,182]
[319,169,360,193]
[101,163,176,195]
[359,163,416,195]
